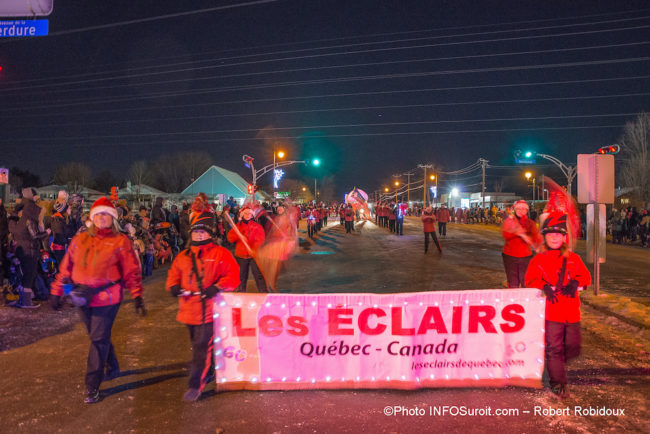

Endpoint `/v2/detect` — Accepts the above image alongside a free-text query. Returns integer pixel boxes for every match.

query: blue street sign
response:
[515,158,537,164]
[0,20,48,37]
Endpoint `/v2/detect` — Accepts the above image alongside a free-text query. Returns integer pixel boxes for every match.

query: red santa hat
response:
[89,197,118,220]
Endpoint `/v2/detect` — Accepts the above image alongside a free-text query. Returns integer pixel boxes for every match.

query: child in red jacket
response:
[524,211,591,398]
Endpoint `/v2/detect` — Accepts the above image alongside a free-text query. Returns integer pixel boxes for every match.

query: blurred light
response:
[394,181,399,186]
[525,171,532,180]
[277,150,285,159]
[302,187,306,191]
[384,187,389,192]
[312,158,321,166]
[429,175,435,180]
[451,188,459,197]
[524,151,533,158]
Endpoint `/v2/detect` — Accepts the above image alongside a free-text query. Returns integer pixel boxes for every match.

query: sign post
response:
[577,154,614,295]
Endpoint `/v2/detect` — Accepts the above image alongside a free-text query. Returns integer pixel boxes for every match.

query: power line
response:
[5,114,635,142]
[5,57,649,112]
[8,6,648,84]
[12,101,645,129]
[8,40,650,98]
[2,124,626,147]
[4,74,646,120]
[4,20,649,93]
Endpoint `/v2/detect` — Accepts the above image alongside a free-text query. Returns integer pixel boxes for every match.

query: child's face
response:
[545,232,565,250]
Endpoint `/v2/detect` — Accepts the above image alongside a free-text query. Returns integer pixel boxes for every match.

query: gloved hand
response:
[542,284,558,304]
[134,296,146,316]
[202,285,221,299]
[49,294,62,310]
[560,279,580,298]
[170,285,182,297]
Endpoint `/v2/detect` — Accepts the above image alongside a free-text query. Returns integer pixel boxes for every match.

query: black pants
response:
[502,253,532,288]
[79,303,120,391]
[187,323,214,391]
[308,224,315,239]
[52,250,66,269]
[395,219,403,235]
[15,244,38,289]
[236,257,267,292]
[438,222,447,237]
[389,219,395,232]
[345,221,353,233]
[424,231,441,252]
[323,217,328,226]
[545,320,581,386]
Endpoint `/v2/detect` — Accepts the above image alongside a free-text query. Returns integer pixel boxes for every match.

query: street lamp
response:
[525,172,536,205]
[384,187,389,192]
[394,181,400,187]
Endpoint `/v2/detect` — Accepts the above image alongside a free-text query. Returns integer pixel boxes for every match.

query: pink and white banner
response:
[213,289,545,390]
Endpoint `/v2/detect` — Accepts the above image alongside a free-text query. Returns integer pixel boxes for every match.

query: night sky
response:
[1,0,649,198]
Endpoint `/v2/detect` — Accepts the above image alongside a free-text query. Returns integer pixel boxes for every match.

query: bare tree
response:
[53,162,92,193]
[619,112,650,205]
[127,160,153,186]
[151,151,213,193]
[493,178,505,193]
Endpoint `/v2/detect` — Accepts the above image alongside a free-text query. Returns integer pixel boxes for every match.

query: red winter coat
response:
[51,229,143,307]
[524,249,591,323]
[227,219,265,259]
[166,243,240,325]
[437,207,450,222]
[502,216,542,257]
[345,209,355,221]
[421,213,437,232]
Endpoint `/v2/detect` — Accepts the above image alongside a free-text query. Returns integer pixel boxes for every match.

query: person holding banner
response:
[226,205,267,292]
[524,211,591,399]
[502,200,542,288]
[166,207,240,402]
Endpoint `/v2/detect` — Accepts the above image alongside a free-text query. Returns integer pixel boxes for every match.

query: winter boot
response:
[84,388,101,404]
[18,288,38,309]
[183,388,201,402]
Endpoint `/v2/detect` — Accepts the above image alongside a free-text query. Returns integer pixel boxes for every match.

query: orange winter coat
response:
[166,243,240,325]
[226,219,265,259]
[51,228,143,307]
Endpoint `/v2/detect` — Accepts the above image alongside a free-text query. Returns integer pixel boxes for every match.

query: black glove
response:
[170,285,182,297]
[202,285,221,299]
[134,296,146,316]
[542,284,558,304]
[560,280,580,298]
[49,294,62,310]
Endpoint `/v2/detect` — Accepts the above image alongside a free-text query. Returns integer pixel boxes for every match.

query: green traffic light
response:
[524,151,533,158]
[312,158,321,166]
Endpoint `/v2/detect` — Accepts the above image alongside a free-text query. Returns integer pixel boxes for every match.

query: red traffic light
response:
[597,144,620,155]
[247,184,254,194]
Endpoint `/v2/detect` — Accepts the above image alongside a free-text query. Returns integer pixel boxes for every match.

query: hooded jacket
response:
[51,228,143,307]
[166,242,240,325]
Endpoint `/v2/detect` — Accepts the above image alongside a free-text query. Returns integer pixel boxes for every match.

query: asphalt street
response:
[0,218,648,433]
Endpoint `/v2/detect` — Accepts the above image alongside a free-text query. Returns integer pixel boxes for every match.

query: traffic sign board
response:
[0,20,48,37]
[515,158,536,164]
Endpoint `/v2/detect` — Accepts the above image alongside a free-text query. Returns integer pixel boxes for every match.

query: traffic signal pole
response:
[536,153,577,195]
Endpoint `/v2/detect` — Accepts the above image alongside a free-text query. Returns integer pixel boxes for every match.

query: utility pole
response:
[392,170,415,204]
[418,164,434,207]
[480,158,488,212]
